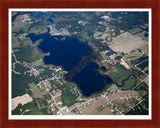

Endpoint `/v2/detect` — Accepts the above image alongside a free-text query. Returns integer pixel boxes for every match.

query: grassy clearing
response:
[100,51,109,60]
[109,65,131,86]
[135,31,148,42]
[35,58,44,66]
[94,31,103,37]
[124,51,143,62]
[140,44,148,55]
[130,68,147,80]
[29,21,50,35]
[77,32,91,41]
[129,27,142,34]
[12,22,32,34]
[21,38,35,47]
[55,96,62,103]
[61,82,78,107]
[121,76,136,91]
[109,65,138,91]
[14,45,44,63]
[29,83,44,99]
[12,35,19,48]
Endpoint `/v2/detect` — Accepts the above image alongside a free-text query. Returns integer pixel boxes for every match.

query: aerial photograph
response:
[10,9,150,117]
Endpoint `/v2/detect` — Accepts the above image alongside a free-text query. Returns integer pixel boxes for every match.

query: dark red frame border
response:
[0,0,160,128]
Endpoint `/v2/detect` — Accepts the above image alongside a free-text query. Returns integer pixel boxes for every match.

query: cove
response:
[26,30,113,97]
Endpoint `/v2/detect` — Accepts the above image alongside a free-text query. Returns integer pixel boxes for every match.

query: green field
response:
[125,53,142,62]
[14,45,44,63]
[121,76,136,91]
[109,65,137,90]
[35,58,44,66]
[12,35,19,48]
[110,65,131,85]
[28,21,50,34]
[61,82,79,107]
[12,22,32,34]
[29,83,44,99]
[55,96,62,103]
[135,31,148,42]
[100,51,109,60]
[129,27,142,34]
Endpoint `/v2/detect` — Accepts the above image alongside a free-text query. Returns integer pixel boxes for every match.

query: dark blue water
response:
[100,66,107,72]
[46,14,56,24]
[34,11,48,19]
[26,30,113,96]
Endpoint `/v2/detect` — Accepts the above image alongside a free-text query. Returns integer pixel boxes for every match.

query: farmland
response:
[79,98,113,115]
[109,32,148,53]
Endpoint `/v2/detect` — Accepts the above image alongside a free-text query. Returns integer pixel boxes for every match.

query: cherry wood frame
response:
[0,0,160,128]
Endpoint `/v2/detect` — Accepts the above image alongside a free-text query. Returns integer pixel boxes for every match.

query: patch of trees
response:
[14,63,30,73]
[131,55,148,65]
[115,56,122,60]
[137,60,148,70]
[12,99,50,115]
[120,12,149,31]
[106,49,116,56]
[126,100,148,115]
[12,70,41,98]
[96,42,109,51]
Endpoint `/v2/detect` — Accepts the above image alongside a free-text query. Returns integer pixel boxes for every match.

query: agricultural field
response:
[140,44,149,55]
[109,32,148,53]
[124,50,143,62]
[131,55,148,65]
[29,83,44,99]
[105,90,143,114]
[79,98,113,115]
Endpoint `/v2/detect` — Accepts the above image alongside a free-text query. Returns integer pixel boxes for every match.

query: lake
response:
[26,29,113,97]
[46,14,56,24]
[34,12,56,24]
[34,11,48,19]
